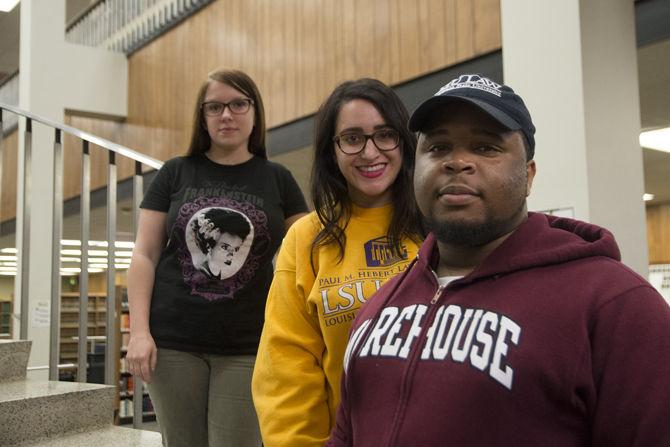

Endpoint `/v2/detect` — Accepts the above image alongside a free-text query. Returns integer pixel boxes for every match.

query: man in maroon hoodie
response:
[327,74,670,447]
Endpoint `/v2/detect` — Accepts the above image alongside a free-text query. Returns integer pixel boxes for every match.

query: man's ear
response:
[526,160,536,196]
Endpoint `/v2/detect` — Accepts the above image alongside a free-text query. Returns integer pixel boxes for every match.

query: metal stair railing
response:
[0,102,162,428]
[65,0,215,56]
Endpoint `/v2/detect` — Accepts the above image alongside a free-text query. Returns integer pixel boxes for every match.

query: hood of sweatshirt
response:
[417,212,621,284]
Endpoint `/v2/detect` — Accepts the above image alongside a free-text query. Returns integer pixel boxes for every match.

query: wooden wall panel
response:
[455,0,475,60]
[418,0,446,74]
[119,0,502,163]
[444,0,459,64]
[61,115,141,202]
[474,0,503,53]
[396,1,422,76]
[2,0,502,212]
[647,203,670,264]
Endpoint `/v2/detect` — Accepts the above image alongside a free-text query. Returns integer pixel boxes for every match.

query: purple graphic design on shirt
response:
[364,236,408,267]
[174,196,271,301]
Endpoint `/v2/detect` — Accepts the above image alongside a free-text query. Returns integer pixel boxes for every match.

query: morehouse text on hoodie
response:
[327,213,670,447]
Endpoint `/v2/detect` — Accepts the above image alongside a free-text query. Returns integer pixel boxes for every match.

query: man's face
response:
[413,102,536,247]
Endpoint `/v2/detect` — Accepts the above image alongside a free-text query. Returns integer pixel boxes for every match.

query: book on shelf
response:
[143,394,155,413]
[119,374,134,394]
[120,313,130,329]
[119,398,133,418]
[118,392,155,419]
[120,356,129,373]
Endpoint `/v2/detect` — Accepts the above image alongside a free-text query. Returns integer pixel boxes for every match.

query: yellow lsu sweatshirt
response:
[252,205,421,447]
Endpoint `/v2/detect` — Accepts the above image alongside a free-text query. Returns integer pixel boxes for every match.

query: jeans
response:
[147,348,262,447]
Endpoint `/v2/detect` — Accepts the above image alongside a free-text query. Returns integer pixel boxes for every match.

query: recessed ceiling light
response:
[640,127,670,153]
[0,0,20,13]
[643,193,655,202]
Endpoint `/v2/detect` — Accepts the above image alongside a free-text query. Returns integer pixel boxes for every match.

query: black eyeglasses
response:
[202,99,254,116]
[333,128,400,155]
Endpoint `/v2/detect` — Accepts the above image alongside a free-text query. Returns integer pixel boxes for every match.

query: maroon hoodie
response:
[327,213,670,447]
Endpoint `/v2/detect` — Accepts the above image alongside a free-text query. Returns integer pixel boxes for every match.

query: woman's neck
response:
[206,145,253,165]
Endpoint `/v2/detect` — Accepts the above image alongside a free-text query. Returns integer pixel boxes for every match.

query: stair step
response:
[0,340,32,382]
[14,426,163,446]
[0,379,115,445]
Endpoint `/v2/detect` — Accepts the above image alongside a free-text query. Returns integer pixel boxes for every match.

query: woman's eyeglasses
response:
[202,99,254,116]
[333,128,400,155]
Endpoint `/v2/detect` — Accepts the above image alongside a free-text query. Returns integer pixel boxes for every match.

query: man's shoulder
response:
[565,254,648,287]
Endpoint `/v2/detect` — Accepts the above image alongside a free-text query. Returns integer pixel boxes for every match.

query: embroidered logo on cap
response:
[435,74,503,97]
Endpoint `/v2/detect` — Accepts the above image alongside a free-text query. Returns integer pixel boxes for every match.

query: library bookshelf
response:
[0,299,12,339]
[57,287,155,425]
[59,291,107,378]
[117,288,156,424]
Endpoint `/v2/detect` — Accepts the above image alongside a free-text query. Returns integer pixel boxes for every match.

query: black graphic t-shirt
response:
[140,154,308,355]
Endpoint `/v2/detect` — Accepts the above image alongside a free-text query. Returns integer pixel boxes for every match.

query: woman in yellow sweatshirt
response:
[252,78,424,446]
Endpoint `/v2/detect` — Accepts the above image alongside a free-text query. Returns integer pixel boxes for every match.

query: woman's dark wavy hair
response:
[186,69,267,159]
[310,78,424,269]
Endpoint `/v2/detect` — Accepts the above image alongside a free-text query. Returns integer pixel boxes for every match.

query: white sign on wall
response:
[649,264,670,306]
[31,300,50,328]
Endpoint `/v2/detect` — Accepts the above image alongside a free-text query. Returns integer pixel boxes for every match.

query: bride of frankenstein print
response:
[186,207,254,281]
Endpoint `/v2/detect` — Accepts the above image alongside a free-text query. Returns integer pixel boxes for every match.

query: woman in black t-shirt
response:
[126,69,308,446]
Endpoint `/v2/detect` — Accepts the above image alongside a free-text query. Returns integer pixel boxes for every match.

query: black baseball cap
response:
[408,74,536,152]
